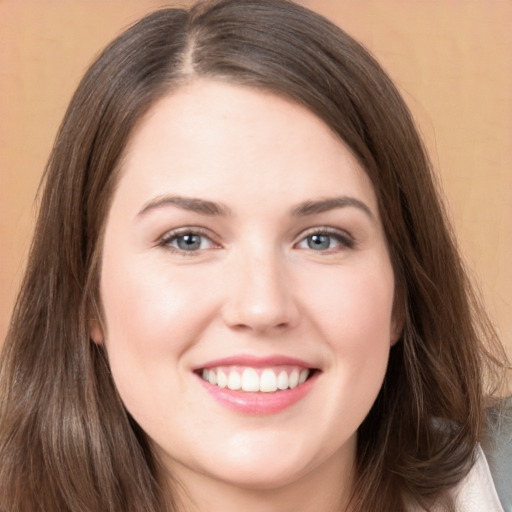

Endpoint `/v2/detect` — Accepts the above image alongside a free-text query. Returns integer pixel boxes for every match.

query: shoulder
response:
[406,444,506,512]
[450,444,504,512]
[482,396,512,512]
[408,400,511,512]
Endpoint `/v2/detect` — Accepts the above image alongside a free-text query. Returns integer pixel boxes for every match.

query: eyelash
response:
[296,227,355,252]
[158,226,355,255]
[158,227,220,255]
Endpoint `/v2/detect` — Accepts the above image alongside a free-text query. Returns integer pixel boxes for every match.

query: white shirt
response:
[452,446,504,512]
[408,446,504,512]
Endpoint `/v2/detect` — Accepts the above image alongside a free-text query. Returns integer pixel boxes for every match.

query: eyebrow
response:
[136,194,374,220]
[292,196,374,220]
[137,195,231,217]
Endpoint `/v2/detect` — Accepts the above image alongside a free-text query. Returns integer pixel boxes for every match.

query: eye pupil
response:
[177,234,201,250]
[308,234,330,250]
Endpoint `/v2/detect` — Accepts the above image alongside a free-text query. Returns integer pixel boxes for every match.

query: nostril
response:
[220,267,300,332]
[222,303,299,333]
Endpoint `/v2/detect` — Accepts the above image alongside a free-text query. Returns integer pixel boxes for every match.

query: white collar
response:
[407,445,504,512]
[451,445,504,512]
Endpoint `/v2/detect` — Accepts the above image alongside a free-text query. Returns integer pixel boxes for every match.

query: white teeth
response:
[277,370,289,390]
[241,368,259,392]
[289,369,299,389]
[201,366,312,393]
[208,370,217,385]
[227,370,242,390]
[201,367,311,393]
[217,369,228,388]
[260,369,277,392]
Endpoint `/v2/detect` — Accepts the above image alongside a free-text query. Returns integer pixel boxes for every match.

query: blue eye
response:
[174,233,202,251]
[297,230,354,251]
[307,234,332,250]
[160,230,217,253]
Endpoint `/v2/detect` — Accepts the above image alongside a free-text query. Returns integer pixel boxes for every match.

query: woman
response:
[0,0,508,510]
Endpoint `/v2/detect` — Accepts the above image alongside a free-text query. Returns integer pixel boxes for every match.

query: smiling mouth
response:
[197,366,316,393]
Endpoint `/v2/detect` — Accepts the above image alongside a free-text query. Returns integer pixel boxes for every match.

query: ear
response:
[90,319,104,345]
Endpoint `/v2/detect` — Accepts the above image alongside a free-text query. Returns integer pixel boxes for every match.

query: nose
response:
[221,250,300,333]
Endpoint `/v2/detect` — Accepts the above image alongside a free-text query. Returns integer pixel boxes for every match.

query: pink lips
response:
[194,355,319,415]
[196,354,315,369]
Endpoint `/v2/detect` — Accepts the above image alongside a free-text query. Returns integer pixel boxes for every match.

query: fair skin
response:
[92,80,399,512]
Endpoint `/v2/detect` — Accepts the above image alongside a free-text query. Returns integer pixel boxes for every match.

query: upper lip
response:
[193,354,318,371]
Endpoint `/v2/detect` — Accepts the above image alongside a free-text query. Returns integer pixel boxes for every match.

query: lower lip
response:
[196,372,319,415]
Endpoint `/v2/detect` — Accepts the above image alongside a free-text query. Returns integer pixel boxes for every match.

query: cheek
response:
[303,261,395,353]
[291,257,395,446]
[299,255,395,414]
[99,252,216,366]
[98,254,220,424]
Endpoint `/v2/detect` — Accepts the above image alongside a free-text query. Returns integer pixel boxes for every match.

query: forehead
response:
[115,79,378,215]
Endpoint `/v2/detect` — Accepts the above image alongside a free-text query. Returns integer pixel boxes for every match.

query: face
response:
[94,80,398,496]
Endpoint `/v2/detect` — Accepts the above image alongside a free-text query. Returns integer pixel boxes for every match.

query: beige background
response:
[0,1,511,356]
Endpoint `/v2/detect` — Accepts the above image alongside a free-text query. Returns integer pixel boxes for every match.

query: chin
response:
[205,457,313,491]
[200,433,334,491]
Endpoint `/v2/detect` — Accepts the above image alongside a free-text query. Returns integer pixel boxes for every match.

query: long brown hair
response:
[0,1,506,511]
